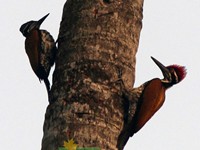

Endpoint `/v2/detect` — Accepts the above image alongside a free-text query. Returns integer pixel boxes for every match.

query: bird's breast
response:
[25,30,40,74]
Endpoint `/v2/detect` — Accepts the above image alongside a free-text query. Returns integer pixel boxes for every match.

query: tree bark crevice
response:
[42,0,143,150]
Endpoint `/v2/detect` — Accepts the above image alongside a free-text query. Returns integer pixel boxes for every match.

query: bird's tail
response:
[43,78,50,94]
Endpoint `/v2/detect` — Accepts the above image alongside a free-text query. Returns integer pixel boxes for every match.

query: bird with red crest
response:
[131,56,187,134]
[117,56,187,150]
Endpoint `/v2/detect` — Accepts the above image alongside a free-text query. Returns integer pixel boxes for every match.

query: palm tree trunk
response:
[42,0,143,150]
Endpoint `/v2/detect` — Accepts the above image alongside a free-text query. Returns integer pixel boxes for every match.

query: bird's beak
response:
[151,56,171,81]
[36,13,50,27]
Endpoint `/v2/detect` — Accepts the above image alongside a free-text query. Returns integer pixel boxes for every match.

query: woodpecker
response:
[117,57,186,150]
[131,56,186,134]
[20,13,57,95]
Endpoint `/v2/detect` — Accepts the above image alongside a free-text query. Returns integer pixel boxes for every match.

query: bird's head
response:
[151,56,186,87]
[20,13,49,37]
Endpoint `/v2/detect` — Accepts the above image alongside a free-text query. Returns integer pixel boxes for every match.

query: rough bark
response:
[42,0,143,150]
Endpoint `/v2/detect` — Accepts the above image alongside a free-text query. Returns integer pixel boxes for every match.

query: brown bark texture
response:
[42,0,143,150]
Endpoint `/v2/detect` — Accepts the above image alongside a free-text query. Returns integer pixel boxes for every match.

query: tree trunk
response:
[42,0,143,150]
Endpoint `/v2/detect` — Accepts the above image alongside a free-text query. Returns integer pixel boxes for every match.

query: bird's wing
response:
[133,78,166,133]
